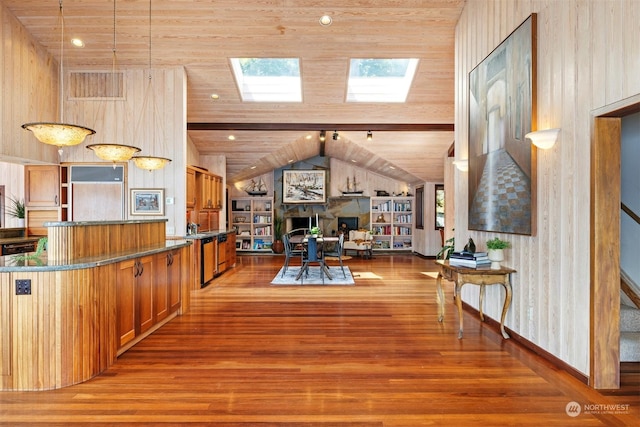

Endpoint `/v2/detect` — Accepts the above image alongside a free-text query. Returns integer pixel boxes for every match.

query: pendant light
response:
[22,0,95,155]
[132,0,172,171]
[87,0,141,164]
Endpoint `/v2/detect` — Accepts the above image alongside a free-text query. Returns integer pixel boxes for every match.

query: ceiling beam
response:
[187,123,454,131]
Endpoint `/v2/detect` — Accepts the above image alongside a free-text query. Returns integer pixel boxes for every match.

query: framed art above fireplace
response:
[282,170,326,204]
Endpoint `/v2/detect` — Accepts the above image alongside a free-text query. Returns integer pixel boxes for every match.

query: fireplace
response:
[337,217,358,231]
[286,217,314,233]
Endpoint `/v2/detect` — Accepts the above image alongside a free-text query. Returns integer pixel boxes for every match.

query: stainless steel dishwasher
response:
[200,236,216,286]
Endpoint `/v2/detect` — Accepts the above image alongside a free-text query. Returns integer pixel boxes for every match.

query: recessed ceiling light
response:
[319,15,332,26]
[351,159,357,163]
[228,135,235,140]
[211,93,219,100]
[250,166,257,169]
[389,166,396,169]
[288,159,294,163]
[71,38,84,48]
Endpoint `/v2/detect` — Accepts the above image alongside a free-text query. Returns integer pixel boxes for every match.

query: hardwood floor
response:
[0,254,638,426]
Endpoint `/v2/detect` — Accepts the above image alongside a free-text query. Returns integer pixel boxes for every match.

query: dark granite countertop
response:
[0,240,191,272]
[183,229,235,240]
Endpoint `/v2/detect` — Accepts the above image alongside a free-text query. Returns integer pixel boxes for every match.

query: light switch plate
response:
[165,197,174,205]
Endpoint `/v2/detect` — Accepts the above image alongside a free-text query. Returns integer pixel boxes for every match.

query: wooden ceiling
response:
[2,0,464,184]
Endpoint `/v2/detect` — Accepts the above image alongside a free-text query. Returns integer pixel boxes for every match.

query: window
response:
[435,184,444,229]
[347,58,419,102]
[415,186,424,229]
[230,58,302,102]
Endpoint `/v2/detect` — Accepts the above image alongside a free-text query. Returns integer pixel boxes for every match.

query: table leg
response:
[295,262,307,281]
[436,273,445,322]
[455,281,465,339]
[479,284,486,322]
[499,277,513,339]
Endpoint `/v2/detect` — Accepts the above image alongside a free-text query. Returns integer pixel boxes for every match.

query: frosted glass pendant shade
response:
[132,156,171,171]
[87,144,141,161]
[22,122,95,147]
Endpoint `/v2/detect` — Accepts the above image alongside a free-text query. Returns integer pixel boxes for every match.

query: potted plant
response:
[271,214,284,254]
[486,237,510,269]
[310,226,321,237]
[437,234,455,260]
[7,195,25,227]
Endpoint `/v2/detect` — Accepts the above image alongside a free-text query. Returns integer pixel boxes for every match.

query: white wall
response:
[621,112,640,285]
[455,0,640,375]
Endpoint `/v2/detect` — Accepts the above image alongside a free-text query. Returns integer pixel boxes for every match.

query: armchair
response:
[343,229,373,258]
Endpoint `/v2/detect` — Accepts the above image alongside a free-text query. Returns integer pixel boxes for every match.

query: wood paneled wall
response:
[454,0,640,377]
[0,4,59,163]
[61,67,188,237]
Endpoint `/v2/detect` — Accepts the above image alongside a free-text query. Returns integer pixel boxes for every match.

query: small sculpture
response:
[463,237,476,254]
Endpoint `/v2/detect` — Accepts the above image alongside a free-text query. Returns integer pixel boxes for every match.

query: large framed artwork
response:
[130,188,164,215]
[282,170,326,204]
[468,14,537,235]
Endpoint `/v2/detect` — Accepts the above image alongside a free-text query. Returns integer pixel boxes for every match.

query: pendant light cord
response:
[58,0,64,123]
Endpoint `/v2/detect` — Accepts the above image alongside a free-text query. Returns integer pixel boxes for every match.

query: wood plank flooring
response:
[0,254,638,426]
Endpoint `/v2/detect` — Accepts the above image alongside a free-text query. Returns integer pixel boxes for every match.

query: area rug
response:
[271,266,355,285]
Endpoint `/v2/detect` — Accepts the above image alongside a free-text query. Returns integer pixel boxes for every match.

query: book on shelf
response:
[449,257,491,268]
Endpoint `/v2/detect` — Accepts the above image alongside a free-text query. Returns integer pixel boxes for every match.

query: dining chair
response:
[323,232,346,278]
[281,233,302,277]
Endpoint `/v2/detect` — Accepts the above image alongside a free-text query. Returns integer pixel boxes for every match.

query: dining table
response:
[289,235,339,281]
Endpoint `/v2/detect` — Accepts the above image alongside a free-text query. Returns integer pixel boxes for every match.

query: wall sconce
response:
[367,130,373,141]
[332,130,339,140]
[453,159,468,172]
[525,128,560,149]
[319,130,326,142]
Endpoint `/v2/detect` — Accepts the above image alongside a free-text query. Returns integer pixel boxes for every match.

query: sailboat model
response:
[244,178,267,196]
[341,176,364,195]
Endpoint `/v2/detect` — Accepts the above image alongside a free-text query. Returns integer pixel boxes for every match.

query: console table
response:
[435,260,515,339]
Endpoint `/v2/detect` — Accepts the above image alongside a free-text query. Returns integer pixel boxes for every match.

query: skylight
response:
[230,58,302,102]
[346,58,419,102]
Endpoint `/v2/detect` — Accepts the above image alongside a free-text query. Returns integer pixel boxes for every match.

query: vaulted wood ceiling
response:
[2,0,464,184]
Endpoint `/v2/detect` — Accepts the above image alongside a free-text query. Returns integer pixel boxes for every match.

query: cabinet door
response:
[25,165,60,207]
[198,173,212,209]
[168,250,182,313]
[116,259,137,348]
[154,253,170,322]
[186,168,196,208]
[226,233,236,267]
[137,255,155,334]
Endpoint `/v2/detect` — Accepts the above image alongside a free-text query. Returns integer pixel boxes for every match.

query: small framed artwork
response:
[282,170,326,204]
[130,188,164,216]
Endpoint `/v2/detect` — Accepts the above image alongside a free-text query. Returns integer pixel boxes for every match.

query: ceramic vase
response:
[488,249,504,270]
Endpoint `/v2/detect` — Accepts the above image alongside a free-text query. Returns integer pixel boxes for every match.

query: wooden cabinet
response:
[155,249,183,322]
[186,167,197,208]
[370,197,414,251]
[25,165,61,236]
[226,233,236,268]
[25,165,60,207]
[116,255,155,348]
[168,249,182,313]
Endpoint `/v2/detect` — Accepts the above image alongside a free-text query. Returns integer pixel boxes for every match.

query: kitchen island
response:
[0,219,192,391]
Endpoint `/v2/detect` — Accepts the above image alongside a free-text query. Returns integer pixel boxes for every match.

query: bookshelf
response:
[230,197,273,252]
[369,196,414,251]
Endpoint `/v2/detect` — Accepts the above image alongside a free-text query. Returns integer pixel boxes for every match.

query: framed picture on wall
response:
[282,170,326,204]
[130,188,164,216]
[468,13,537,235]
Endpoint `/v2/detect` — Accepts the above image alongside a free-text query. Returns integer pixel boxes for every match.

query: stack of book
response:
[449,251,491,268]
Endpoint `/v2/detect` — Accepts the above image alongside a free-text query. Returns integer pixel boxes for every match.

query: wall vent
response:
[69,71,124,99]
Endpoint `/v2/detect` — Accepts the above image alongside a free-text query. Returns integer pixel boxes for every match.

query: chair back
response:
[282,233,292,257]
